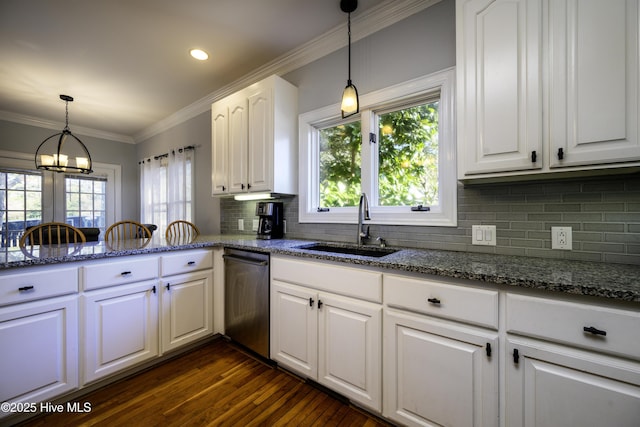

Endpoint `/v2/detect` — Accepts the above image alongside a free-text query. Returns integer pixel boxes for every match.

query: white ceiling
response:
[0,0,423,144]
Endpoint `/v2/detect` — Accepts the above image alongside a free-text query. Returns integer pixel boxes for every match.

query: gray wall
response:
[135,111,220,234]
[0,119,139,220]
[219,0,640,265]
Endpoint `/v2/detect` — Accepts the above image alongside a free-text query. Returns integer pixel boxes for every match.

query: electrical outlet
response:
[472,225,496,246]
[252,219,259,231]
[238,219,244,231]
[283,219,287,234]
[551,227,572,250]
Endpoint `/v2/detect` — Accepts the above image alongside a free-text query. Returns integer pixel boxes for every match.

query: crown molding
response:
[0,110,136,144]
[135,0,441,143]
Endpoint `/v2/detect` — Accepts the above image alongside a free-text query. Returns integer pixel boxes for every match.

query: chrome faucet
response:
[357,192,371,247]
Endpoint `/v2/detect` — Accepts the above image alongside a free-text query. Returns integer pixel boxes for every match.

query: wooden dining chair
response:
[165,220,200,243]
[19,222,86,247]
[105,220,152,244]
[19,222,86,258]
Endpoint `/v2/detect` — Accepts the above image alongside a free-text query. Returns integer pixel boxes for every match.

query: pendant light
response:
[35,94,93,174]
[340,0,359,118]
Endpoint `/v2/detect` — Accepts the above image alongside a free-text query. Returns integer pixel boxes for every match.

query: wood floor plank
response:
[16,339,392,427]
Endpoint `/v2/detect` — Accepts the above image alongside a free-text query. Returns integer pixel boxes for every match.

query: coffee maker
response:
[255,201,284,239]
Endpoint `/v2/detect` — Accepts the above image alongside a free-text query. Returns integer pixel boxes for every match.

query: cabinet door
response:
[228,94,249,193]
[0,296,78,406]
[506,338,640,427]
[160,271,213,354]
[548,0,640,167]
[247,86,273,192]
[457,0,542,176]
[318,293,382,412]
[83,280,158,384]
[384,308,498,427]
[211,103,229,195]
[270,280,317,378]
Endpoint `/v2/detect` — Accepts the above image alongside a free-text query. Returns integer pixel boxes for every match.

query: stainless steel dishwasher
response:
[223,248,270,358]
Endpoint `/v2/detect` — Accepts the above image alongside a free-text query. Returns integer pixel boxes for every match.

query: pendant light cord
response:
[347,12,352,84]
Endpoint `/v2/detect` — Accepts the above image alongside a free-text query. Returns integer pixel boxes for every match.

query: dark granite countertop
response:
[2,234,639,303]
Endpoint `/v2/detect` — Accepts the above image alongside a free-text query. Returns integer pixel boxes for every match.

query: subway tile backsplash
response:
[220,174,640,265]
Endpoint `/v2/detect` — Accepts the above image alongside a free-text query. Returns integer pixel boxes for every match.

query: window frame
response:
[299,68,457,227]
[0,149,121,230]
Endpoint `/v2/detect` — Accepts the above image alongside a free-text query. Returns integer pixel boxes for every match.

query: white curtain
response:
[167,147,194,223]
[140,146,194,235]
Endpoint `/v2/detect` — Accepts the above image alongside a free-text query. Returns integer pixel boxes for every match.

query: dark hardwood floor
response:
[17,338,393,427]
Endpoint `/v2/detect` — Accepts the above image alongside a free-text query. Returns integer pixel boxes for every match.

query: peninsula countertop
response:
[1,234,639,303]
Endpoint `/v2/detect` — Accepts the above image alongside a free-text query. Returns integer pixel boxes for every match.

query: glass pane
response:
[7,190,24,210]
[0,172,5,189]
[25,191,41,211]
[94,180,106,194]
[67,178,79,193]
[80,179,93,193]
[26,174,41,191]
[7,173,24,190]
[378,101,439,207]
[319,121,362,207]
[80,193,93,209]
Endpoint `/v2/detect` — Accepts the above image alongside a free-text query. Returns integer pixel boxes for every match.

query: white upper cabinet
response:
[457,0,543,176]
[548,0,640,168]
[211,75,298,195]
[457,0,640,180]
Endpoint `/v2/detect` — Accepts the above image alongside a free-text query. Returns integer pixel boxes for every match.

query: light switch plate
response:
[238,219,244,231]
[472,225,496,246]
[252,219,259,231]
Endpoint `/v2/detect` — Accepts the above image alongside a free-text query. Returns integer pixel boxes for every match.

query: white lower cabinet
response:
[505,338,640,427]
[384,308,499,427]
[270,257,383,413]
[505,292,640,427]
[0,295,78,409]
[82,280,159,384]
[160,270,213,353]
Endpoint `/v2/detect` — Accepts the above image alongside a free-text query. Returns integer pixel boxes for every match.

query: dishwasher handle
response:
[223,254,269,267]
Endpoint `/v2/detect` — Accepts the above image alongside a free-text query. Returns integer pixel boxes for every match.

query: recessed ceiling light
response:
[190,49,209,61]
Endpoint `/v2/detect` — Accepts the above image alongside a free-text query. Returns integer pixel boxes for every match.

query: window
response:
[140,147,194,234]
[65,175,107,233]
[0,169,43,247]
[0,150,121,246]
[299,68,456,227]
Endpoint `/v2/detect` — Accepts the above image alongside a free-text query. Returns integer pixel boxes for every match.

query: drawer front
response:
[271,256,382,303]
[0,266,78,306]
[82,256,158,290]
[384,274,499,329]
[506,293,640,360]
[161,249,213,277]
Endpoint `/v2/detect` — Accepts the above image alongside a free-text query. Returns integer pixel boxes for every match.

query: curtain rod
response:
[138,145,195,163]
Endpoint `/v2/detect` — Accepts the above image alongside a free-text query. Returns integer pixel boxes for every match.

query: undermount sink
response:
[295,243,398,258]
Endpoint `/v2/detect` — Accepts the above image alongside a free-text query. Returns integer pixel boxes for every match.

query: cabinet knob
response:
[318,300,323,309]
[531,150,537,162]
[18,285,35,292]
[222,186,226,192]
[241,183,245,190]
[309,297,314,307]
[557,147,564,160]
[513,348,520,364]
[187,261,196,266]
[152,285,156,294]
[166,283,171,291]
[427,297,441,305]
[247,183,251,190]
[121,271,132,276]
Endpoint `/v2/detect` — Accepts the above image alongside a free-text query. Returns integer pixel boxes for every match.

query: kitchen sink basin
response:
[295,243,398,258]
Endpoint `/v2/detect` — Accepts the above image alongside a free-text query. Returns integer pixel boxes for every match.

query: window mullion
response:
[360,109,375,206]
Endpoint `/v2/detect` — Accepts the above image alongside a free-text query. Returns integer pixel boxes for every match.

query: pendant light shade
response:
[340,0,359,118]
[35,95,93,174]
